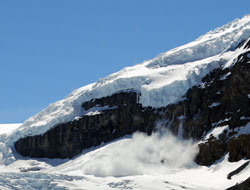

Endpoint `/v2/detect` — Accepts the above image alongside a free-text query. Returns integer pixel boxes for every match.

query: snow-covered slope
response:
[46,136,250,190]
[1,125,250,190]
[0,124,22,135]
[6,15,250,148]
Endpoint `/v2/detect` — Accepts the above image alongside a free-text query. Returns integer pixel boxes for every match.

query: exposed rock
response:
[195,135,226,166]
[227,161,249,180]
[228,135,250,162]
[15,91,159,158]
[194,49,250,165]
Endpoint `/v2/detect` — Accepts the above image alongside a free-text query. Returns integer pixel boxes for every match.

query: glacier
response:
[0,15,250,190]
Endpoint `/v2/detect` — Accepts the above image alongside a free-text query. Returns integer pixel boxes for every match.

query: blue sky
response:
[0,0,250,123]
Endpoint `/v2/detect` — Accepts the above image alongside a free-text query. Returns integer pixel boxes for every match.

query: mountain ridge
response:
[5,15,250,150]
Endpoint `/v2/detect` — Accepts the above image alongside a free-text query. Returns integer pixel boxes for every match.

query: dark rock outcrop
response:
[227,161,249,180]
[196,133,250,166]
[15,91,159,158]
[15,40,250,166]
[195,135,227,166]
[194,48,250,165]
[228,134,250,162]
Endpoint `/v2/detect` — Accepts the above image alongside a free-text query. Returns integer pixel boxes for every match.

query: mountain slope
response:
[1,15,250,190]
[14,38,250,163]
[7,15,250,147]
[9,15,250,160]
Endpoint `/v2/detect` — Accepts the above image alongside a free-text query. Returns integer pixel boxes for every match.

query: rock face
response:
[15,91,159,158]
[15,39,250,166]
[228,134,250,162]
[227,161,249,180]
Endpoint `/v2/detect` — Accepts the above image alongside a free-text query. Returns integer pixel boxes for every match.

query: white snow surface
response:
[204,125,229,141]
[0,124,22,135]
[2,15,250,166]
[1,124,250,190]
[208,102,221,108]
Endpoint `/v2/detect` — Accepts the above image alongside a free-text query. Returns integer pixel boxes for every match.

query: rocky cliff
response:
[15,91,159,158]
[15,39,250,168]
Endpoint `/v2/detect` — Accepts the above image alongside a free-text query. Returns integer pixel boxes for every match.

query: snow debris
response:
[240,116,250,120]
[85,111,101,116]
[219,72,231,80]
[80,131,198,177]
[204,125,229,140]
[236,122,250,135]
[0,172,83,190]
[208,102,221,108]
[212,118,231,127]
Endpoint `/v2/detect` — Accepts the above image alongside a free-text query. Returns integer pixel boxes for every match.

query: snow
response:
[204,125,228,140]
[0,126,249,190]
[219,72,231,80]
[223,39,250,68]
[236,122,250,135]
[212,118,231,127]
[0,172,83,190]
[53,132,198,177]
[85,111,101,116]
[83,105,118,117]
[204,121,250,140]
[146,16,250,68]
[0,124,22,135]
[208,102,221,108]
[240,116,250,120]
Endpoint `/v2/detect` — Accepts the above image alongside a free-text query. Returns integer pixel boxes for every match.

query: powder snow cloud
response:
[82,131,199,177]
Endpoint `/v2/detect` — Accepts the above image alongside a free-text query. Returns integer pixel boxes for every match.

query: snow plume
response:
[82,130,198,177]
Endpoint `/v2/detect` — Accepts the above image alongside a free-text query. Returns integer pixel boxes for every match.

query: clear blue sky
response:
[0,0,249,123]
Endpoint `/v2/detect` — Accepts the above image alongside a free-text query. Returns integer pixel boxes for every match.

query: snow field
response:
[1,124,250,189]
